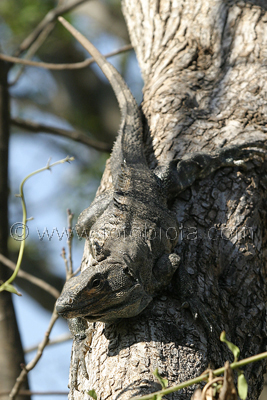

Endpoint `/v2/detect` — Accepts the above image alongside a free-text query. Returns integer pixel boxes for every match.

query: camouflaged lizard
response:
[56,17,266,388]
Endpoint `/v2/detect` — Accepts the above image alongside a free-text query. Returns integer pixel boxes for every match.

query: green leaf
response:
[153,368,168,389]
[238,373,248,400]
[87,389,97,400]
[220,331,240,362]
[0,283,22,296]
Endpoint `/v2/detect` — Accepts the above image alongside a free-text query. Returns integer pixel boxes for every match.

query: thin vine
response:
[0,155,74,295]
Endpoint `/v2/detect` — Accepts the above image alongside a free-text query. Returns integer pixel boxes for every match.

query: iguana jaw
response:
[56,262,153,322]
[57,282,152,322]
[83,289,153,322]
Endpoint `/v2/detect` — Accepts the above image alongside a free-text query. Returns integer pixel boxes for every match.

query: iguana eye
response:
[92,278,102,288]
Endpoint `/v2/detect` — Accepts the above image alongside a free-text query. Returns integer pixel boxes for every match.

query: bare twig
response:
[0,156,74,296]
[10,22,57,86]
[10,0,84,84]
[10,117,112,152]
[132,352,267,400]
[9,307,59,399]
[67,210,74,277]
[61,248,69,280]
[0,253,60,299]
[201,377,224,400]
[15,0,91,57]
[61,210,74,280]
[72,264,82,277]
[8,199,76,399]
[0,44,133,71]
[25,332,72,354]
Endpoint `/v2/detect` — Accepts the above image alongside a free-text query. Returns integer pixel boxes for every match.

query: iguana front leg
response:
[150,253,181,294]
[67,318,95,397]
[155,143,267,198]
[76,191,112,237]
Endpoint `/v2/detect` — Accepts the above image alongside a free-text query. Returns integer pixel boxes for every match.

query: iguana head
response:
[56,225,180,322]
[56,261,153,322]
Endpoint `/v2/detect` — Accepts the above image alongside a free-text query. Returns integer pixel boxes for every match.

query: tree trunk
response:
[0,60,30,400]
[71,1,267,399]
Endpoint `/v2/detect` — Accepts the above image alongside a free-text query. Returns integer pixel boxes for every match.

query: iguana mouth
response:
[79,282,150,321]
[84,315,103,321]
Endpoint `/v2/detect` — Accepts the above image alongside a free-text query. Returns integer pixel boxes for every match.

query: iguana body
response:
[56,18,181,323]
[56,18,266,324]
[55,19,267,392]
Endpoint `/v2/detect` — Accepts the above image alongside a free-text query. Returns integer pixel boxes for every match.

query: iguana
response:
[56,18,266,324]
[56,18,266,387]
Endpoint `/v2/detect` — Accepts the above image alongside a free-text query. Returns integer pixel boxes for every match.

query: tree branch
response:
[8,209,76,399]
[10,22,57,86]
[0,390,68,397]
[10,0,86,85]
[0,254,60,299]
[10,117,112,152]
[14,0,91,57]
[9,308,59,399]
[0,45,133,71]
[24,333,72,354]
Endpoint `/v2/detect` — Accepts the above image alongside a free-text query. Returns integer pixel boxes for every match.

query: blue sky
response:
[13,290,72,399]
[10,132,82,400]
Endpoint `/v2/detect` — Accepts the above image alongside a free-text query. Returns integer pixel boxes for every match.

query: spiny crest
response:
[117,161,131,192]
[59,17,147,180]
[113,161,131,209]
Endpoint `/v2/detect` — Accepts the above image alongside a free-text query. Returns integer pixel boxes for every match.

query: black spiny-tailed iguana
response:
[56,17,266,387]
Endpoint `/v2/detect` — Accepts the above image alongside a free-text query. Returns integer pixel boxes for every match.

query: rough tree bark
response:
[71,0,267,399]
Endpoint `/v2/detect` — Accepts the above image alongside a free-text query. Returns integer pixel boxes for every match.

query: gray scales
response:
[56,18,267,390]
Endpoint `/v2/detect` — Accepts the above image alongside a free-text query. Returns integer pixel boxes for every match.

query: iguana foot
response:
[67,318,94,391]
[155,142,267,198]
[150,252,180,294]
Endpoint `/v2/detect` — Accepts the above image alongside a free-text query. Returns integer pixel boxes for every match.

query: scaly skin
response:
[56,18,267,324]
[56,18,180,323]
[56,19,267,391]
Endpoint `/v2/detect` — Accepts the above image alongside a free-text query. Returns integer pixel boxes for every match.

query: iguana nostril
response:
[55,303,68,314]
